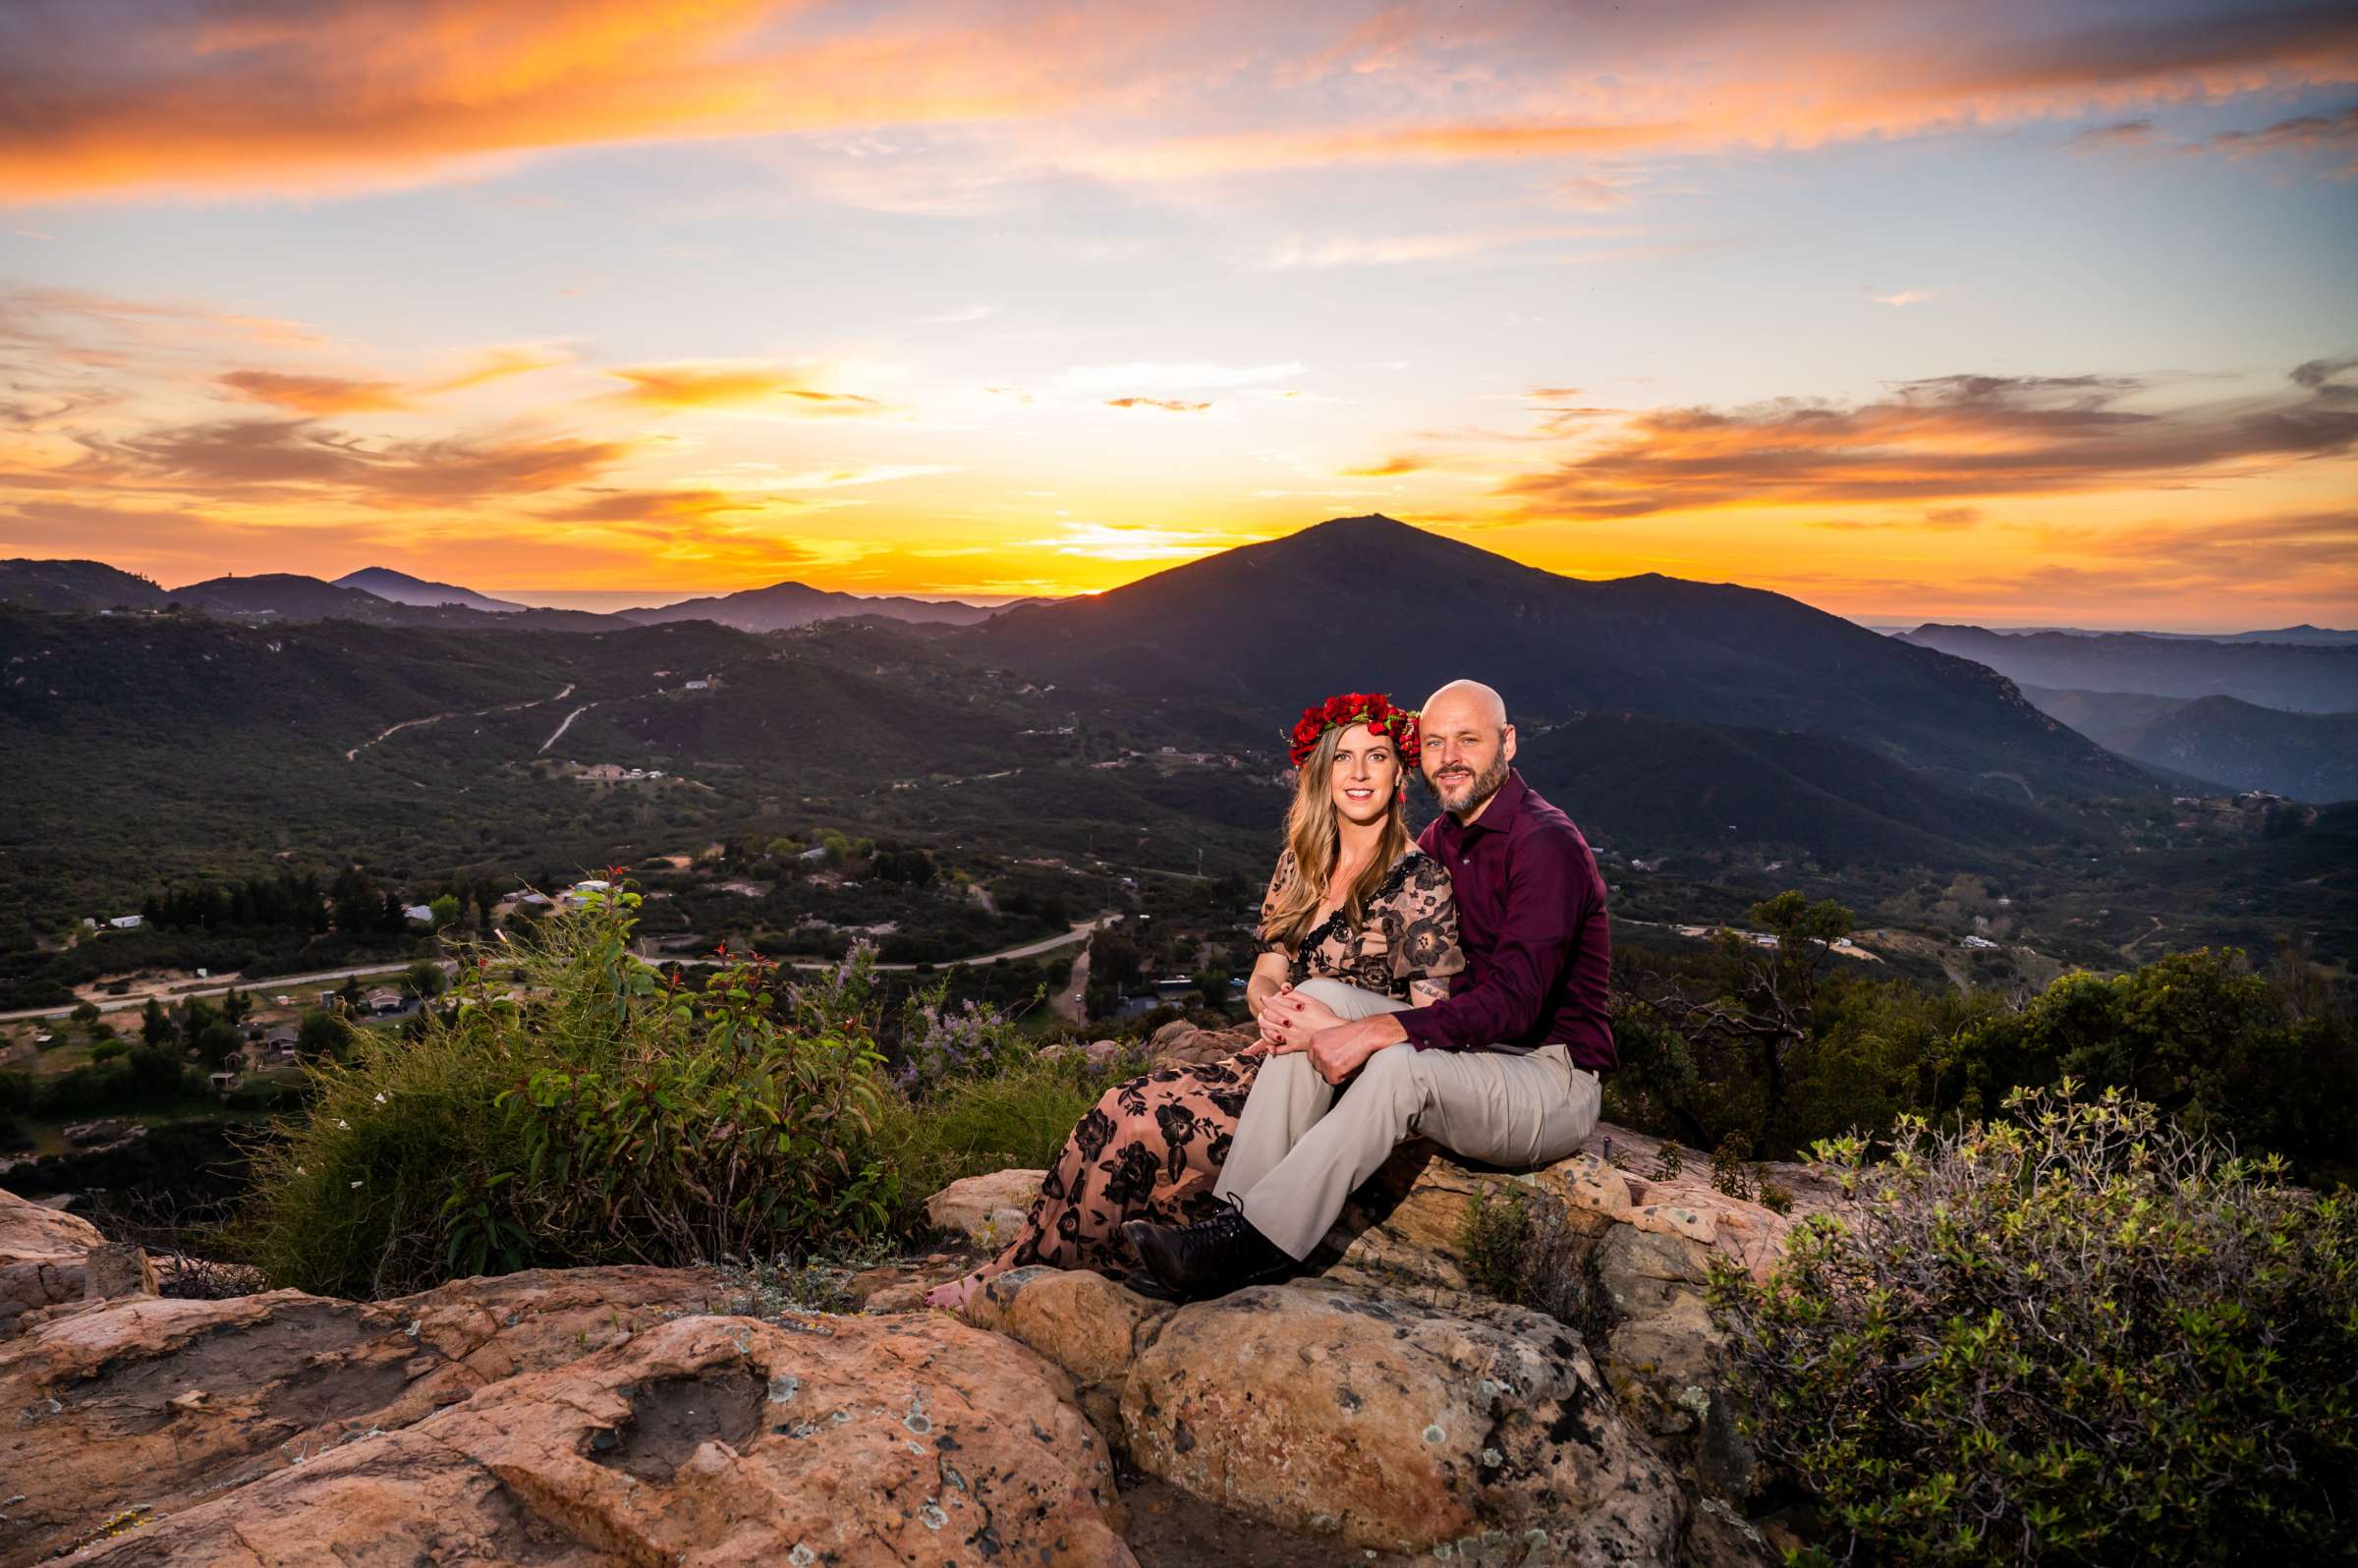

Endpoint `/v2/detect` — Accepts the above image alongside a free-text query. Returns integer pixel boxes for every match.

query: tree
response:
[405,960,446,1001]
[296,1009,351,1062]
[222,986,253,1027]
[140,997,173,1046]
[428,893,462,930]
[193,1019,244,1070]
[69,1000,101,1027]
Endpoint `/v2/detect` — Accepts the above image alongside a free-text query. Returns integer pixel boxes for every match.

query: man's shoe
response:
[1121,1200,1293,1300]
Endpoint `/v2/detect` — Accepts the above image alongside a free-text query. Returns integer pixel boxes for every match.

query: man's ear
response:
[1500,723,1518,762]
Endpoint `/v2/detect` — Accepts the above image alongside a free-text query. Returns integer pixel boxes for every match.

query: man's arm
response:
[1393,826,1586,1050]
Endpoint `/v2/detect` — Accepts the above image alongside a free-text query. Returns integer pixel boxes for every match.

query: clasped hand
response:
[1253,984,1387,1084]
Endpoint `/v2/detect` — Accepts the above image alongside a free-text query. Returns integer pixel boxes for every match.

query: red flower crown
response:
[1287,691,1422,769]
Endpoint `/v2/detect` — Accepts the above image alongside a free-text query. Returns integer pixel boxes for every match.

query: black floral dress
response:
[985,849,1464,1276]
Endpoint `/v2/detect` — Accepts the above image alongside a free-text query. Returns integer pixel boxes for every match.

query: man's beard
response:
[1431,750,1510,818]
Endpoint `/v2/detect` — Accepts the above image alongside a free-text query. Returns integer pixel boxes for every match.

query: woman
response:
[926,691,1463,1310]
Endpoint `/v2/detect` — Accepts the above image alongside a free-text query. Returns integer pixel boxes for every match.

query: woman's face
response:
[1327,722,1401,827]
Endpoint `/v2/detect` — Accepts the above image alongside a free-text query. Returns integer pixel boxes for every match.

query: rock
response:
[81,1242,155,1301]
[1589,1226,1757,1498]
[967,1265,1173,1437]
[1121,1279,1681,1562]
[0,1265,729,1561]
[925,1168,1043,1241]
[1,1185,106,1337]
[62,1118,144,1150]
[1630,1202,1718,1246]
[72,1311,1133,1568]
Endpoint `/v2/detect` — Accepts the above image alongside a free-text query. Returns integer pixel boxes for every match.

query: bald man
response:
[1125,680,1612,1299]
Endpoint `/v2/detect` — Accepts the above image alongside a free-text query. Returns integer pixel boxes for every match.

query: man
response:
[1125,679,1612,1299]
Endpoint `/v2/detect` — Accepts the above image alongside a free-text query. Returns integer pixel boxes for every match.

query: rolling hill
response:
[1902,624,2358,711]
[0,559,168,613]
[333,567,529,614]
[2019,685,2358,800]
[621,581,998,633]
[960,515,2150,802]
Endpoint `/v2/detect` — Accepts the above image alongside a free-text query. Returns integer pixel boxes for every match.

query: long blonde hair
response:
[1262,722,1414,949]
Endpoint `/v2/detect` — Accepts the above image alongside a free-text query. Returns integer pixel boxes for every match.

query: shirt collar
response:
[1449,767,1528,839]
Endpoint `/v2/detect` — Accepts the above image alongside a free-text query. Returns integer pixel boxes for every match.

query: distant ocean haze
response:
[490,588,1036,612]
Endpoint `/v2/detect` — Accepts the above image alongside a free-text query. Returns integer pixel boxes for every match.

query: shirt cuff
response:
[1393,1004,1451,1050]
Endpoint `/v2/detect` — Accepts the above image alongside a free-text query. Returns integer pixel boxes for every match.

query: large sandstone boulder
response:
[0,1265,729,1564]
[72,1311,1132,1568]
[968,1264,1173,1436]
[0,1186,109,1336]
[925,1167,1042,1245]
[1123,1279,1682,1562]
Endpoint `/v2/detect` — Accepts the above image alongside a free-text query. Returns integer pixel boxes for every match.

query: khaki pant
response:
[1214,978,1602,1260]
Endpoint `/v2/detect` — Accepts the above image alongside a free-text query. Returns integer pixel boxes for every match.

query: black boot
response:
[1122,1199,1293,1301]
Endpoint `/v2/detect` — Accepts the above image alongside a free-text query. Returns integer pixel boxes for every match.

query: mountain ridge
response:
[961,515,2151,801]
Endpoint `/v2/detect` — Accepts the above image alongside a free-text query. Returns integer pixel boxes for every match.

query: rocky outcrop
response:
[69,1311,1129,1567]
[1128,1280,1682,1562]
[0,1265,731,1564]
[0,1186,112,1336]
[0,1256,1130,1568]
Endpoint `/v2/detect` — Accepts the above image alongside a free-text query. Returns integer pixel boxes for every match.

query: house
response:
[1960,934,1999,950]
[107,914,141,929]
[365,988,406,1016]
[684,679,710,691]
[207,1070,240,1092]
[403,904,435,924]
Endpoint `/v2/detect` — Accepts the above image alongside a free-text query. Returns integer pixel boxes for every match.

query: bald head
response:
[1420,679,1516,820]
[1423,679,1507,730]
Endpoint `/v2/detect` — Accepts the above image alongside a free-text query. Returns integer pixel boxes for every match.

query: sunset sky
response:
[1,1,2353,629]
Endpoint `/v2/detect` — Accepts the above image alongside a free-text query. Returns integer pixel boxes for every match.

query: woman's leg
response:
[926,1051,1264,1310]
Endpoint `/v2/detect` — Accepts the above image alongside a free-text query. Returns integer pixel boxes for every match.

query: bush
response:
[1711,1086,2358,1566]
[241,885,902,1298]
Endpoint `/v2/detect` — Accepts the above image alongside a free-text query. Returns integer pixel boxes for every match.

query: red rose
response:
[1323,695,1354,724]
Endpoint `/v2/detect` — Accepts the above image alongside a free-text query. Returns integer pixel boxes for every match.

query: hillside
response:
[166,573,613,633]
[960,516,2150,801]
[333,567,528,614]
[2113,697,2357,803]
[0,560,167,613]
[622,580,998,633]
[1903,624,2358,712]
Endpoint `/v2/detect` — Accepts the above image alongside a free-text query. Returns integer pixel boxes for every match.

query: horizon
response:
[1,2,2353,627]
[15,524,2348,636]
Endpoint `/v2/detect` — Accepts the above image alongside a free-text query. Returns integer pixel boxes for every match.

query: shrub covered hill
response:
[5,518,2353,972]
[2021,686,2358,803]
[960,515,2150,802]
[1904,622,2358,712]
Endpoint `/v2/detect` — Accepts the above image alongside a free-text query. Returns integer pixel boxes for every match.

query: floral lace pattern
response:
[1260,848,1466,995]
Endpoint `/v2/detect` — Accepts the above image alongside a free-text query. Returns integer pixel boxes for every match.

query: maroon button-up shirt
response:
[1393,769,1614,1072]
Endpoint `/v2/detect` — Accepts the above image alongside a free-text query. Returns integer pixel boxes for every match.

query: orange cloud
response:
[1104,397,1209,413]
[60,416,627,507]
[6,2,2353,201]
[605,361,886,414]
[1501,360,2358,520]
[218,369,410,414]
[1341,454,1432,476]
[419,347,570,394]
[544,487,775,524]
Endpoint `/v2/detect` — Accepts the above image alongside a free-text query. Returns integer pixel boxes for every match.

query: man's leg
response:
[1211,978,1408,1204]
[1237,1042,1600,1260]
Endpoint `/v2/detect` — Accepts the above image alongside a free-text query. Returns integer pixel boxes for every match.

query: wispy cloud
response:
[217,370,410,415]
[1868,289,1937,307]
[919,304,996,324]
[1500,359,2358,520]
[603,360,887,414]
[1105,396,1209,412]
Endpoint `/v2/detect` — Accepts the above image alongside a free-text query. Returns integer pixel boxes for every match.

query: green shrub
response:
[1711,1085,2358,1566]
[241,885,902,1298]
[876,1044,1154,1214]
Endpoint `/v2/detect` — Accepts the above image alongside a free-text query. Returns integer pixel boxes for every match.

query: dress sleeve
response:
[1258,849,1298,955]
[1386,855,1466,989]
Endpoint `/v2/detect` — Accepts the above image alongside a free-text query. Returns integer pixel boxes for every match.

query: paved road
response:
[0,917,1117,1025]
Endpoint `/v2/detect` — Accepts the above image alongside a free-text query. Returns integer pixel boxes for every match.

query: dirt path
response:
[347,684,577,762]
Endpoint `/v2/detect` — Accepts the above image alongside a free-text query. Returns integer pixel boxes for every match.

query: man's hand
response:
[1306,1017,1397,1084]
